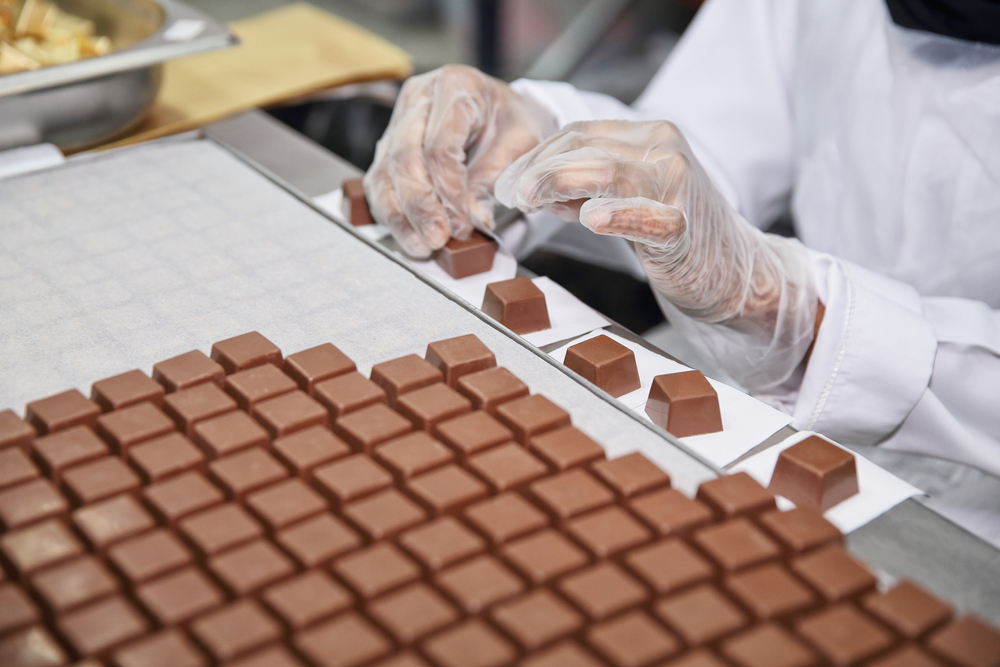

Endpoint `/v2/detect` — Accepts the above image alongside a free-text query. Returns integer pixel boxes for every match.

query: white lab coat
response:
[510,0,1000,477]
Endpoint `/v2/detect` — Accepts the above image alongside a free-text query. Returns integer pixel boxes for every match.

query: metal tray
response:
[0,0,235,151]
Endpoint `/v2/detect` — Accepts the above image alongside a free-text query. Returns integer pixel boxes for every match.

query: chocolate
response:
[406,464,488,516]
[334,403,413,453]
[313,371,387,420]
[107,529,192,584]
[530,469,615,524]
[61,456,140,506]
[179,503,263,558]
[724,562,818,622]
[692,518,781,573]
[421,618,516,667]
[113,629,207,667]
[433,231,498,279]
[566,505,652,558]
[501,528,589,584]
[126,432,205,483]
[32,426,108,482]
[629,487,716,537]
[271,425,350,477]
[790,545,877,604]
[370,354,443,406]
[425,334,497,387]
[757,507,843,557]
[592,451,671,499]
[295,612,391,667]
[862,580,953,639]
[625,538,715,596]
[794,603,895,665]
[31,555,119,613]
[211,331,282,374]
[434,554,525,613]
[91,369,165,412]
[252,390,328,438]
[482,277,551,334]
[557,561,649,621]
[456,366,530,415]
[0,583,40,635]
[467,442,548,493]
[275,512,361,568]
[208,447,288,499]
[662,650,733,667]
[207,538,295,596]
[0,626,67,666]
[463,491,549,546]
[142,471,224,526]
[434,410,513,462]
[0,478,68,529]
[719,622,818,667]
[245,478,327,532]
[72,494,155,551]
[368,582,460,644]
[25,389,101,435]
[564,334,641,398]
[57,594,149,657]
[342,178,374,227]
[926,616,1000,667]
[283,342,356,393]
[262,569,352,630]
[135,565,224,625]
[769,436,859,511]
[163,383,238,437]
[696,472,776,520]
[343,488,428,540]
[645,371,723,438]
[869,646,947,667]
[375,432,454,481]
[522,642,608,667]
[585,610,681,666]
[313,454,393,506]
[0,410,35,452]
[398,516,485,571]
[529,425,605,471]
[96,401,176,452]
[152,350,225,392]
[332,542,421,599]
[491,587,585,650]
[654,584,749,646]
[189,599,282,663]
[224,364,297,410]
[496,394,571,445]
[396,383,472,432]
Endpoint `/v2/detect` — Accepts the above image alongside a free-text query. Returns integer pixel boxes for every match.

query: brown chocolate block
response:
[135,565,225,626]
[624,538,715,596]
[396,383,472,432]
[0,478,68,529]
[313,454,393,506]
[723,562,818,622]
[272,425,350,478]
[262,569,353,631]
[1,519,83,577]
[398,516,485,571]
[253,390,328,438]
[421,618,517,667]
[32,426,108,482]
[862,580,952,639]
[530,469,615,524]
[654,584,749,647]
[496,394,571,444]
[433,410,512,462]
[757,507,843,557]
[521,641,613,667]
[425,334,497,387]
[696,472,777,521]
[592,452,671,500]
[313,371,387,420]
[142,471,224,526]
[163,383,238,438]
[557,561,648,621]
[193,411,271,460]
[332,542,421,600]
[225,364,298,410]
[179,502,263,557]
[368,582,460,644]
[61,456,140,506]
[208,447,288,500]
[467,442,548,493]
[0,626,67,666]
[586,610,681,667]
[868,645,947,667]
[190,599,282,663]
[795,603,895,666]
[211,332,283,374]
[375,432,454,481]
[107,529,192,585]
[91,369,165,412]
[564,335,641,398]
[529,425,605,472]
[693,518,781,573]
[208,538,296,597]
[926,616,1000,667]
[246,478,327,532]
[153,350,225,392]
[341,178,373,227]
[284,343,356,394]
[371,652,432,667]
[127,432,205,483]
[769,436,859,511]
[0,410,35,452]
[433,231,498,279]
[97,401,176,452]
[719,622,818,667]
[645,371,723,438]
[25,389,101,436]
[0,583,40,635]
[662,649,733,667]
[482,277,551,334]
[492,587,585,650]
[434,554,525,613]
[370,354,443,406]
[790,545,877,604]
[334,403,413,453]
[72,494,155,552]
[566,505,652,559]
[463,492,549,546]
[295,612,391,667]
[113,629,208,667]
[58,594,149,658]
[406,464,488,516]
[31,555,118,614]
[342,488,428,540]
[456,366,530,415]
[276,513,362,568]
[501,528,589,584]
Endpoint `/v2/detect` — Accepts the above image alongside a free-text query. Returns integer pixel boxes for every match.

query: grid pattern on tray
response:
[0,332,997,667]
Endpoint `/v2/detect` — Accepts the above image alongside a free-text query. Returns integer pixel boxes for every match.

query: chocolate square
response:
[72,494,155,551]
[624,538,715,596]
[467,442,548,493]
[862,580,953,639]
[794,603,895,665]
[107,529,192,584]
[333,403,413,453]
[564,335,641,398]
[421,618,516,667]
[113,629,206,667]
[262,570,352,630]
[163,383,238,437]
[96,401,175,452]
[375,432,454,481]
[135,565,224,625]
[433,231,497,279]
[25,389,101,435]
[719,622,818,667]
[341,178,373,227]
[57,594,148,657]
[592,452,671,499]
[211,331,282,374]
[926,616,1000,667]
[723,562,818,622]
[757,507,843,557]
[0,583,39,635]
[653,584,749,646]
[61,456,140,506]
[208,447,288,500]
[295,612,392,667]
[142,471,224,526]
[463,492,549,546]
[152,350,225,392]
[367,582,459,644]
[0,448,38,491]
[0,410,35,452]
[283,342,356,393]
[425,334,497,387]
[275,513,361,567]
[127,432,205,483]
[790,545,877,603]
[695,472,776,520]
[91,369,165,412]
[768,436,859,511]
[190,599,282,663]
[529,469,615,523]
[501,529,589,584]
[434,410,513,461]
[0,478,67,529]
[31,555,118,613]
[496,394,570,444]
[0,628,66,666]
[207,538,296,596]
[245,478,327,532]
[693,518,781,573]
[370,354,443,406]
[586,610,681,667]
[406,464,488,516]
[482,277,551,334]
[529,425,605,472]
[271,425,350,477]
[252,390,328,438]
[32,426,108,482]
[520,642,607,667]
[313,454,393,506]
[343,488,428,540]
[557,561,649,621]
[313,371,387,420]
[491,587,585,650]
[1,519,83,576]
[645,371,722,438]
[434,554,525,613]
[396,383,472,432]
[224,364,298,410]
[332,542,421,599]
[566,505,652,558]
[399,516,485,571]
[179,503,263,557]
[456,367,529,415]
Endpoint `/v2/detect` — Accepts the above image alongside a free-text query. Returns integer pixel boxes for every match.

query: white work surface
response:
[0,138,716,495]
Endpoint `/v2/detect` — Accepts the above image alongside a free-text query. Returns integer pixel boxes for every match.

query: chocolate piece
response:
[795,603,894,665]
[262,570,352,630]
[482,277,551,334]
[32,426,108,483]
[91,369,165,412]
[769,436,859,511]
[342,488,428,540]
[662,650,733,667]
[463,492,549,546]
[332,542,421,599]
[529,425,605,471]
[284,343,356,393]
[434,554,525,613]
[313,454,393,506]
[245,478,327,532]
[521,641,612,667]
[0,410,35,452]
[208,447,288,500]
[0,478,68,529]
[225,364,297,410]
[501,528,589,584]
[421,618,517,667]
[719,622,818,667]
[0,583,40,635]
[313,371,387,420]
[368,582,459,644]
[566,505,652,558]
[433,231,498,279]
[530,469,615,524]
[272,425,350,477]
[135,565,224,625]
[208,538,296,596]
[696,472,777,520]
[341,178,373,227]
[58,594,149,657]
[396,383,472,432]
[295,612,391,667]
[153,350,225,392]
[1,520,80,577]
[862,580,953,639]
[564,335,641,398]
[179,503,263,557]
[645,371,722,438]
[757,507,843,557]
[406,464,488,516]
[398,516,485,571]
[467,442,548,493]
[31,555,118,613]
[252,390,328,438]
[496,394,571,444]
[456,366,529,415]
[127,432,204,483]
[592,452,671,499]
[926,616,1000,667]
[189,599,282,663]
[557,561,648,621]
[492,587,585,650]
[113,629,207,667]
[723,562,817,622]
[629,488,717,537]
[97,402,176,452]
[625,538,715,596]
[211,332,282,374]
[586,610,681,667]
[61,456,140,506]
[434,410,512,462]
[370,354,443,406]
[163,383,238,437]
[790,545,877,603]
[275,513,361,567]
[142,471,224,526]
[868,646,947,667]
[372,652,432,667]
[334,403,413,453]
[375,432,454,481]
[72,494,155,551]
[425,334,497,387]
[107,529,192,584]
[0,626,67,666]
[693,518,781,573]
[654,584,749,647]
[25,389,101,435]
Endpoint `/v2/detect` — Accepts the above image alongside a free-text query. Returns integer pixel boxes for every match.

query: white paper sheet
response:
[549,330,794,468]
[731,431,924,534]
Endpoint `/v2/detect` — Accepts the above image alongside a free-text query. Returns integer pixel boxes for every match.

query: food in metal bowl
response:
[0,0,111,74]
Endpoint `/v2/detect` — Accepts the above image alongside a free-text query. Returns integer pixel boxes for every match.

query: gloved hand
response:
[364,65,554,257]
[496,120,818,390]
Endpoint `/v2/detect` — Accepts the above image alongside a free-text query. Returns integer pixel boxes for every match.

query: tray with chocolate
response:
[1,331,997,667]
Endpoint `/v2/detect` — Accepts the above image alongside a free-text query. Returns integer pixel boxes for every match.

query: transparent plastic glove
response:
[363,65,553,258]
[496,120,817,390]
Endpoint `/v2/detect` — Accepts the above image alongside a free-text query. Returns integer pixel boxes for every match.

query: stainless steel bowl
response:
[0,0,234,152]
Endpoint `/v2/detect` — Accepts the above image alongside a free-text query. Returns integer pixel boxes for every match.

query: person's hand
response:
[496,120,818,389]
[364,65,552,257]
